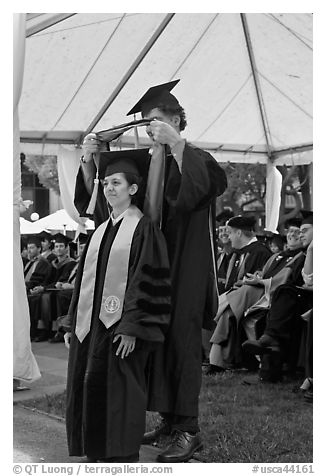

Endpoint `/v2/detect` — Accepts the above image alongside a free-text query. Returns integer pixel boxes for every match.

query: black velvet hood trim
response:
[137,299,171,315]
[142,264,170,279]
[139,281,171,297]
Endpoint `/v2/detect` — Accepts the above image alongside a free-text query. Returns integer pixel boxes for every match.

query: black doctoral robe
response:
[74,142,227,418]
[66,215,171,458]
[225,240,272,291]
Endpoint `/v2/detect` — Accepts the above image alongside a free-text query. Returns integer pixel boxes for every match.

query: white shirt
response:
[110,208,130,226]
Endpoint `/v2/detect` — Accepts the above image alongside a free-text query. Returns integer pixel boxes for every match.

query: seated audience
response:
[242,211,313,383]
[206,216,304,375]
[49,233,88,343]
[30,233,76,342]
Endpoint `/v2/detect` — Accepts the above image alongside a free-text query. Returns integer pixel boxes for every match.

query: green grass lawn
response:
[21,370,312,463]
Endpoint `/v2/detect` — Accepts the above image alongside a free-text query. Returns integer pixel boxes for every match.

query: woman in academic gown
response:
[65,149,171,463]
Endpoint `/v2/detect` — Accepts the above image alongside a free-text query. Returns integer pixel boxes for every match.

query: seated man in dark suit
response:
[24,236,52,338]
[30,233,76,342]
[24,236,51,292]
[242,211,313,382]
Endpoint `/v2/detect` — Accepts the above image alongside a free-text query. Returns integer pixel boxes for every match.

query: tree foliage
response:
[218,162,312,230]
[24,155,60,194]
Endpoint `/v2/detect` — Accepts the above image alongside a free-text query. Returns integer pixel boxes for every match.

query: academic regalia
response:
[66,214,171,458]
[209,247,306,369]
[216,250,232,294]
[74,142,227,420]
[25,255,52,336]
[24,255,52,291]
[224,240,272,291]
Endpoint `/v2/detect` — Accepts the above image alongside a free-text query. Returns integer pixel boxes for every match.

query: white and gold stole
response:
[75,205,143,343]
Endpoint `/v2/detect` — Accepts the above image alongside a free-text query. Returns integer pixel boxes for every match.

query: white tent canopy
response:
[20,13,312,165]
[20,209,95,234]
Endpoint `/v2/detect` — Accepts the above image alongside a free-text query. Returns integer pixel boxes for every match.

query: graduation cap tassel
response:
[86,153,100,215]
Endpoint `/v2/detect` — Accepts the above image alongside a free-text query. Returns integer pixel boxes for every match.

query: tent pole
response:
[26,14,76,37]
[81,13,175,142]
[240,13,273,159]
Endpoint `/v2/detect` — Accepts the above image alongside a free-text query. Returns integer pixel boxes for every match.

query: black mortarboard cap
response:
[300,210,313,225]
[39,231,54,242]
[227,215,256,231]
[284,217,302,229]
[127,80,180,116]
[53,233,72,245]
[99,148,151,180]
[216,209,234,225]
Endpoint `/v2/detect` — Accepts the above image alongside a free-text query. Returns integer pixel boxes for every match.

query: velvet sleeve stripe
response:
[138,281,171,297]
[136,299,171,315]
[141,264,170,279]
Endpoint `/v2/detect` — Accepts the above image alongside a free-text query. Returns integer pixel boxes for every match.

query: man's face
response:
[144,107,179,140]
[218,226,231,245]
[226,226,242,249]
[299,224,313,248]
[54,242,68,257]
[286,226,301,249]
[27,243,40,259]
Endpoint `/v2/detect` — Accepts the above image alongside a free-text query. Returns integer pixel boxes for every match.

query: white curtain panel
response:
[13,13,41,382]
[57,145,89,236]
[265,162,282,233]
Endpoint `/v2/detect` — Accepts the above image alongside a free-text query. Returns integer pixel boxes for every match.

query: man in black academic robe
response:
[24,236,52,338]
[74,81,227,462]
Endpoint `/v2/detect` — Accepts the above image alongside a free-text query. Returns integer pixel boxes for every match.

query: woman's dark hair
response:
[123,172,143,205]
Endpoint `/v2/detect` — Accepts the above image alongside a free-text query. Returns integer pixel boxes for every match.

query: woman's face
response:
[102,173,137,209]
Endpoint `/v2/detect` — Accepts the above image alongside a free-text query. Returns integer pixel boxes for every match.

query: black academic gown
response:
[66,215,171,458]
[225,241,272,291]
[74,142,227,419]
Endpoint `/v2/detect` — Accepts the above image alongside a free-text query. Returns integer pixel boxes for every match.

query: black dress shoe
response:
[156,430,203,463]
[142,419,171,445]
[205,364,225,375]
[242,334,281,355]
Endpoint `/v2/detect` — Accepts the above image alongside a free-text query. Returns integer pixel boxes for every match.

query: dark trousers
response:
[56,289,73,317]
[28,294,41,337]
[265,284,313,344]
[160,413,199,434]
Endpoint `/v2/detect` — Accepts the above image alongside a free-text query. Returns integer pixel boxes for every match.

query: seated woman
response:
[64,149,171,463]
